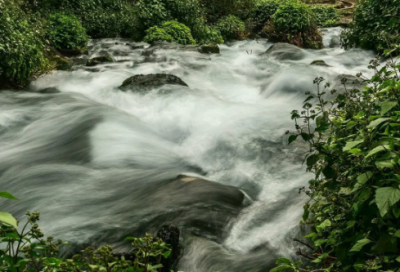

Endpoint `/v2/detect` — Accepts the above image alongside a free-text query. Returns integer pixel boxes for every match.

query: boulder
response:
[119,74,188,92]
[157,225,181,271]
[46,47,73,71]
[260,43,306,61]
[58,48,88,57]
[198,44,220,54]
[310,60,332,67]
[86,53,114,67]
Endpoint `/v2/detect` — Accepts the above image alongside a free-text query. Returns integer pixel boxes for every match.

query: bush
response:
[341,0,400,52]
[0,0,48,86]
[198,0,257,23]
[272,55,400,271]
[252,0,282,29]
[47,13,89,50]
[144,21,196,45]
[310,5,340,27]
[215,15,246,40]
[262,0,323,49]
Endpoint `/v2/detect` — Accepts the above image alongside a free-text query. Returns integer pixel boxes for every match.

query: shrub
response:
[198,0,257,23]
[310,5,340,27]
[272,54,400,271]
[47,13,89,50]
[144,21,196,45]
[252,0,283,29]
[341,0,400,52]
[215,15,246,40]
[0,211,172,271]
[262,0,323,49]
[0,0,48,86]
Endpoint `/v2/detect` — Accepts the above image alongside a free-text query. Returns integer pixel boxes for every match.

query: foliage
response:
[47,13,88,50]
[198,0,257,23]
[310,5,339,27]
[215,15,246,40]
[252,0,283,29]
[341,0,400,52]
[144,21,196,45]
[0,211,172,272]
[0,0,48,86]
[272,51,400,271]
[262,0,322,49]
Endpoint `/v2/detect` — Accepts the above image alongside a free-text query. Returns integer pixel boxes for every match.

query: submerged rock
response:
[36,87,61,94]
[86,53,113,67]
[157,225,181,271]
[119,74,189,92]
[260,43,306,61]
[198,44,220,54]
[310,60,332,67]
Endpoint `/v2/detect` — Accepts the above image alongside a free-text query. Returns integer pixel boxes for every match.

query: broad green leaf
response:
[396,256,400,262]
[394,230,400,238]
[316,219,331,232]
[343,140,363,151]
[270,265,292,272]
[381,101,397,115]
[375,187,400,217]
[393,208,400,218]
[367,118,390,128]
[306,154,319,167]
[339,187,352,195]
[288,135,298,144]
[0,191,18,200]
[375,160,394,169]
[350,238,371,252]
[163,251,171,259]
[352,172,373,192]
[0,212,18,229]
[276,258,291,265]
[365,145,390,158]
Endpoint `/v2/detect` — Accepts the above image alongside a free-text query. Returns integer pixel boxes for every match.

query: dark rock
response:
[260,43,306,60]
[198,44,220,54]
[58,48,88,57]
[310,60,332,67]
[86,53,114,67]
[36,87,60,94]
[46,47,73,71]
[157,225,181,271]
[119,74,188,92]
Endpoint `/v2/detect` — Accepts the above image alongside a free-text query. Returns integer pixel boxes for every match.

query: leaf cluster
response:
[144,21,196,45]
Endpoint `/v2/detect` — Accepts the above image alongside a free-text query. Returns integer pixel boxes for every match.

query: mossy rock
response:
[46,46,73,71]
[198,44,220,54]
[310,60,331,67]
[86,53,114,67]
[119,74,188,93]
[261,43,306,60]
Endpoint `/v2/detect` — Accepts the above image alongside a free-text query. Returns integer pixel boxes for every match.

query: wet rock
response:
[58,48,88,57]
[86,53,114,67]
[36,87,60,94]
[260,43,306,61]
[310,60,331,67]
[46,47,73,71]
[157,225,181,271]
[198,44,220,54]
[119,74,188,92]
[329,36,341,48]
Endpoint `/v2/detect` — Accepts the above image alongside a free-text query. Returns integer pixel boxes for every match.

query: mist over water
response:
[0,27,375,271]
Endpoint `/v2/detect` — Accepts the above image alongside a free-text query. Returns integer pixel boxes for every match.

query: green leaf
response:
[381,101,398,115]
[352,172,373,192]
[367,118,390,128]
[163,251,171,259]
[0,191,18,200]
[365,145,390,158]
[270,265,292,272]
[343,140,363,151]
[276,258,291,265]
[375,187,400,217]
[306,154,319,167]
[288,135,298,144]
[350,238,371,252]
[0,212,18,229]
[393,208,400,218]
[315,123,330,132]
[316,219,331,232]
[396,256,400,262]
[375,160,394,169]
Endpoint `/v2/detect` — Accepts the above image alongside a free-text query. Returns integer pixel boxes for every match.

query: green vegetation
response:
[272,52,400,271]
[0,192,173,272]
[262,0,323,49]
[0,0,48,86]
[341,0,400,52]
[215,15,246,41]
[144,21,196,45]
[47,13,89,50]
[310,5,340,27]
[252,0,283,29]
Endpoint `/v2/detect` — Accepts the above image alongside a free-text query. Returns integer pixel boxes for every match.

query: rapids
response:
[0,27,375,271]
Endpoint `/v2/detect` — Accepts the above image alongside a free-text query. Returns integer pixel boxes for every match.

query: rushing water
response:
[0,28,375,271]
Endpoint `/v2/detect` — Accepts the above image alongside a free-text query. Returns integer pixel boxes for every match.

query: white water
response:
[0,27,375,271]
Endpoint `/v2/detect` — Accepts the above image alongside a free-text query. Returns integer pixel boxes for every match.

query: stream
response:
[0,27,375,271]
